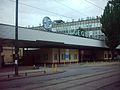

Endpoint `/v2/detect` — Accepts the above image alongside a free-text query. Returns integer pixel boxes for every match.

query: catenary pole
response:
[15,0,19,75]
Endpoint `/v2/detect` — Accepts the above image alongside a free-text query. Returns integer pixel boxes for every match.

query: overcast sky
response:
[0,0,108,27]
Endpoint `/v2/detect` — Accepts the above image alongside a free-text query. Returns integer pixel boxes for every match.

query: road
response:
[0,63,120,90]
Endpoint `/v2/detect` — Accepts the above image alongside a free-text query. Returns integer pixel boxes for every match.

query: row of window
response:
[54,22,101,30]
[53,19,100,27]
[104,53,112,59]
[54,53,78,60]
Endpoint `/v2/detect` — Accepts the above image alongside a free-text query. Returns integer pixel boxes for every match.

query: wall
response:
[53,48,79,63]
[1,47,23,65]
[24,48,53,65]
[24,48,79,65]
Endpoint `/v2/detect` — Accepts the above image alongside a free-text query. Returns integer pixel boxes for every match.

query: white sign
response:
[15,60,18,64]
[65,49,69,61]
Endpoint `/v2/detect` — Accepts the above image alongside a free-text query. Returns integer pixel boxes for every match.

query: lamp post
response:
[15,0,19,76]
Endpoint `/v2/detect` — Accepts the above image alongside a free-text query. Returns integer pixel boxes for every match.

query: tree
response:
[100,0,120,59]
[78,27,86,37]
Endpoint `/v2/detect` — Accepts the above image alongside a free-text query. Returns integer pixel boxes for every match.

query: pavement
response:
[0,61,120,82]
[0,65,64,82]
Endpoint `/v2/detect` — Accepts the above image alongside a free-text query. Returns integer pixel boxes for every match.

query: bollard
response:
[44,70,46,74]
[86,61,88,64]
[44,63,46,73]
[70,60,71,65]
[77,61,78,64]
[25,72,27,76]
[64,61,65,66]
[52,64,54,68]
[44,63,46,68]
[56,64,58,72]
[8,75,10,78]
[54,64,57,72]
[52,64,54,72]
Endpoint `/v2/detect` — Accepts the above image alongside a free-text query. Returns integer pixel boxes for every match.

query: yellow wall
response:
[2,47,23,64]
[2,47,13,63]
[69,49,79,61]
[52,48,79,63]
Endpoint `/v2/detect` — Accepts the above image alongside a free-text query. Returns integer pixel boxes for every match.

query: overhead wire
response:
[9,0,106,21]
[9,0,73,20]
[84,0,104,10]
[54,0,88,17]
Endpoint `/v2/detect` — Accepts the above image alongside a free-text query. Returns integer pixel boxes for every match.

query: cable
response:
[54,0,88,17]
[9,0,73,20]
[84,0,104,10]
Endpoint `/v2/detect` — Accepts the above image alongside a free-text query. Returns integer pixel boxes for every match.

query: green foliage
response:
[100,0,120,49]
[78,27,86,36]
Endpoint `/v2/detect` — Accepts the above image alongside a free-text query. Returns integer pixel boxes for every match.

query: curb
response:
[0,70,65,82]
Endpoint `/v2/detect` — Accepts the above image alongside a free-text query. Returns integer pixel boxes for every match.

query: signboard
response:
[65,49,69,61]
[15,60,18,64]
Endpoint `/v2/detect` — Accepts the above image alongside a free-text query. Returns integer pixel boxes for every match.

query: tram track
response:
[0,66,120,90]
[27,68,120,90]
[61,72,120,90]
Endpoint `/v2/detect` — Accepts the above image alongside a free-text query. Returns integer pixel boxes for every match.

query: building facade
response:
[2,46,120,66]
[0,17,119,67]
[52,17,105,40]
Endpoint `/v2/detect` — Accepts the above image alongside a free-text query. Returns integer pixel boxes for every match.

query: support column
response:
[78,49,81,62]
[23,48,25,65]
[58,48,60,64]
[0,45,3,68]
[14,0,19,75]
[81,50,84,62]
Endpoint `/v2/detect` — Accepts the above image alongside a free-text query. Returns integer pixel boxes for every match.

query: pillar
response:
[58,48,60,64]
[78,49,81,62]
[0,45,3,68]
[81,50,84,62]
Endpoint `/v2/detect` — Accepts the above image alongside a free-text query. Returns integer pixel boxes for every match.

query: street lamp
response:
[15,0,19,76]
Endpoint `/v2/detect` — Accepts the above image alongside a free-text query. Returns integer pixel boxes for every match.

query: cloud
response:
[0,0,108,27]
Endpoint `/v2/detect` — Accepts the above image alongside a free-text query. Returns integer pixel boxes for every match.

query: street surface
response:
[0,62,120,90]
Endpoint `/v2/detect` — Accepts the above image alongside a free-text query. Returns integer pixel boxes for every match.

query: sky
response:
[0,0,108,27]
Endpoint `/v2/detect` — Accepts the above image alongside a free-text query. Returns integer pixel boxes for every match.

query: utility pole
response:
[15,0,19,76]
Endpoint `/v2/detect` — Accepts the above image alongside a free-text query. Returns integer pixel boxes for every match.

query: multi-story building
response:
[29,16,105,40]
[28,25,46,31]
[52,16,105,40]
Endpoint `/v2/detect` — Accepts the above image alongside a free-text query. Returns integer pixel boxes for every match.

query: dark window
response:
[44,54,48,60]
[61,54,64,60]
[54,54,57,60]
[69,54,71,60]
[74,54,78,59]
[104,53,107,58]
[108,54,112,58]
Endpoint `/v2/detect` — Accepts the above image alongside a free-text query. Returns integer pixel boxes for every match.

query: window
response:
[61,54,64,60]
[54,54,57,60]
[74,54,78,59]
[108,54,112,59]
[69,54,71,60]
[104,53,107,59]
[44,54,48,60]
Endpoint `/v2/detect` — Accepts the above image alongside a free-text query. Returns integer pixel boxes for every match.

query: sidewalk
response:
[0,66,64,82]
[59,61,120,69]
[0,61,119,82]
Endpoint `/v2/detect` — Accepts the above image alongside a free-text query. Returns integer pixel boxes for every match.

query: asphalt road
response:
[0,63,120,90]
